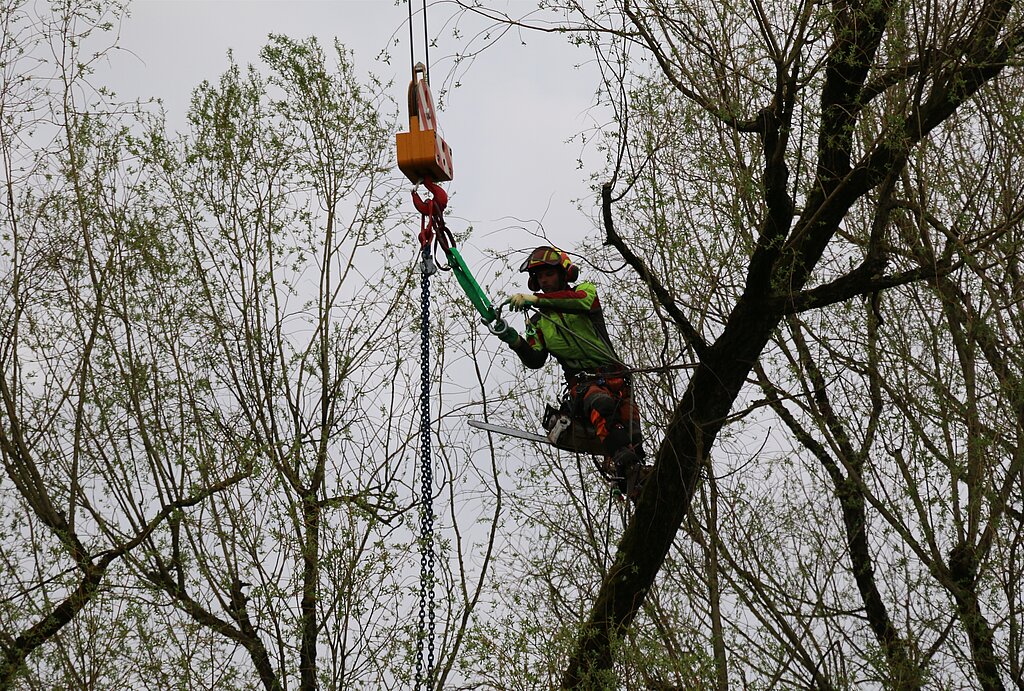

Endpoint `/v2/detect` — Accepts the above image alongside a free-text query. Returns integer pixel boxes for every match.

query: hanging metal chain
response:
[407,0,440,684]
[414,244,436,690]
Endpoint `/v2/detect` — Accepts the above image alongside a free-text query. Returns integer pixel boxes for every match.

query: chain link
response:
[414,246,436,690]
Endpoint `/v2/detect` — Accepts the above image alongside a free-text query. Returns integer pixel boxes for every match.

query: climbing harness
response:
[493,303,652,500]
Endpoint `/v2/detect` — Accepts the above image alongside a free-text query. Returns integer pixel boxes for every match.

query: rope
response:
[604,484,614,567]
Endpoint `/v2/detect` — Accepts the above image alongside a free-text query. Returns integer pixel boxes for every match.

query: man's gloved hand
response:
[509,293,539,311]
[496,327,519,345]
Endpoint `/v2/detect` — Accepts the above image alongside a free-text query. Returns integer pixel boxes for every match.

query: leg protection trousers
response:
[574,377,644,463]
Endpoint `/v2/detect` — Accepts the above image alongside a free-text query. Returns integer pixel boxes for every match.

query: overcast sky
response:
[101,1,608,278]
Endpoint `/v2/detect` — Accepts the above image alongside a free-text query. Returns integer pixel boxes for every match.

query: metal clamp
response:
[484,298,511,330]
[487,318,510,336]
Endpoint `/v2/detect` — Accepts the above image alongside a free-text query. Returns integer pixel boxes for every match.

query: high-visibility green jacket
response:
[511,282,623,379]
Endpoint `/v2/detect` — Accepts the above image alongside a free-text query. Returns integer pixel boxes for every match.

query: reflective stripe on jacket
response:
[512,282,622,378]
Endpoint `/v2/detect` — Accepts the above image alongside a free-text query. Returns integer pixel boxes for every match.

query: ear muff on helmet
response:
[520,246,580,290]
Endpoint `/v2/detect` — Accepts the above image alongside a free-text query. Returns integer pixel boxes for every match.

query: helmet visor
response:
[519,247,565,273]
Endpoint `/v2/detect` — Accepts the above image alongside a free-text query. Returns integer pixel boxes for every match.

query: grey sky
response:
[104,1,607,277]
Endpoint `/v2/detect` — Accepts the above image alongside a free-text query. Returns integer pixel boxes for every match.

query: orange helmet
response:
[520,246,579,290]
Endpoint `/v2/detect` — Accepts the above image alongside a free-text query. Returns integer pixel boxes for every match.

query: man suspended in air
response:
[493,246,648,501]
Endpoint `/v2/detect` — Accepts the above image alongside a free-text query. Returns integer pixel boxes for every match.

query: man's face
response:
[532,266,566,293]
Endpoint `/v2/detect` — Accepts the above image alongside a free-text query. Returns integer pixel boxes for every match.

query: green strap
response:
[443,247,496,323]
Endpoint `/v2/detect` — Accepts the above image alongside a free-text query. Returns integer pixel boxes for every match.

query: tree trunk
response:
[563,301,779,686]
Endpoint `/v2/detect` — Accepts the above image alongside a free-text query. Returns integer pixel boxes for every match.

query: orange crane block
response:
[397,64,454,183]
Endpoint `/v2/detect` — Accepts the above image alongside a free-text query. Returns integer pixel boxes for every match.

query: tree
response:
[453,0,1024,685]
[753,86,1024,689]
[122,34,426,690]
[0,2,245,686]
[3,2,515,682]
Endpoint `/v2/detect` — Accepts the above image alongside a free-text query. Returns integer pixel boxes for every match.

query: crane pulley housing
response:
[397,63,454,183]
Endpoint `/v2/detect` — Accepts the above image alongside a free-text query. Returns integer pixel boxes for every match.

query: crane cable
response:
[408,0,429,82]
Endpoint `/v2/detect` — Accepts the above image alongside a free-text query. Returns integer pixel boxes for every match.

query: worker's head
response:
[520,246,579,292]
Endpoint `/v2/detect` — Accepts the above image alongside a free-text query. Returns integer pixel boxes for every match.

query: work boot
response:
[612,445,639,473]
[598,456,627,498]
[625,464,653,503]
[611,445,640,498]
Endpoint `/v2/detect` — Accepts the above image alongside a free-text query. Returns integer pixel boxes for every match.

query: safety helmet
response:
[519,246,579,291]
